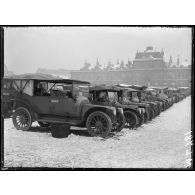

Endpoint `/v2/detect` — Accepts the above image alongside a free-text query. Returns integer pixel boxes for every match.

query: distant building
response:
[133,46,165,69]
[71,47,191,87]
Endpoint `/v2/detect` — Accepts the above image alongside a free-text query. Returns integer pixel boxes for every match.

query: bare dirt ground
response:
[3,96,191,168]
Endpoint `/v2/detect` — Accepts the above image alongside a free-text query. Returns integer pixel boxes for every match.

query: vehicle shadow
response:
[27,126,119,139]
[27,126,51,133]
[27,126,92,137]
[70,129,91,137]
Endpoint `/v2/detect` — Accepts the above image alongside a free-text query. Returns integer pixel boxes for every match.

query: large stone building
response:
[71,47,191,87]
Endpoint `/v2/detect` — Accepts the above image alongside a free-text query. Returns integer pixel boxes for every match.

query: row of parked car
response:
[1,74,191,138]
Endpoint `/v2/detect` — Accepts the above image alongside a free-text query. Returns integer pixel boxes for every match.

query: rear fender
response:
[13,98,37,120]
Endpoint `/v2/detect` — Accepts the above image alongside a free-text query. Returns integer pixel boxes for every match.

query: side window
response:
[22,80,33,96]
[73,84,89,98]
[34,82,49,96]
[3,80,12,89]
[12,80,21,91]
[50,84,72,98]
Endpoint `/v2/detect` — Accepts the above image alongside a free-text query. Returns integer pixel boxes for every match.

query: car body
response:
[89,85,140,129]
[1,74,119,138]
[116,85,155,122]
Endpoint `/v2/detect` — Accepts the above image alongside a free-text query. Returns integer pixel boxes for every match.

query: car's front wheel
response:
[12,107,32,131]
[124,110,138,129]
[86,111,112,138]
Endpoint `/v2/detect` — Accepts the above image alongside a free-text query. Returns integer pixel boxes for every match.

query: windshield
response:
[73,83,89,97]
[108,91,118,102]
[132,91,138,97]
[140,91,146,100]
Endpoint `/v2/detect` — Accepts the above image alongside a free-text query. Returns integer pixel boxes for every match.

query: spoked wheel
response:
[124,111,138,129]
[86,111,112,138]
[112,111,125,132]
[12,107,32,130]
[38,121,51,128]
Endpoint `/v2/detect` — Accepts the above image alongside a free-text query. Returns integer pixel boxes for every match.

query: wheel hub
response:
[95,121,103,129]
[19,115,26,123]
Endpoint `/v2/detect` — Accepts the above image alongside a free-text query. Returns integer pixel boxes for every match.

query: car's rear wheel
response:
[112,111,125,132]
[86,111,112,138]
[124,110,138,129]
[51,124,70,138]
[12,107,32,131]
[38,121,51,128]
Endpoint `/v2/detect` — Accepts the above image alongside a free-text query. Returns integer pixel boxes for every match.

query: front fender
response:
[81,103,117,124]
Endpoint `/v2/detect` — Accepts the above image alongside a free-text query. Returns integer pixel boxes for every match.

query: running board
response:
[37,115,82,126]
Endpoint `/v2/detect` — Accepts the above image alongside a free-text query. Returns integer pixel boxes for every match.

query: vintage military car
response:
[1,74,120,138]
[133,86,165,114]
[89,85,139,129]
[116,85,154,122]
[149,86,174,108]
[165,87,183,103]
[143,88,166,112]
[177,87,190,99]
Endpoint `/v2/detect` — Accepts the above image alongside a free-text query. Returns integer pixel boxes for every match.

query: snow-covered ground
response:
[3,97,191,168]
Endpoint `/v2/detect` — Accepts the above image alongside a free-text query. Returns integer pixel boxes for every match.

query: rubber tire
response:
[38,121,51,128]
[124,110,138,129]
[113,111,126,132]
[51,124,70,138]
[12,107,32,131]
[86,111,112,138]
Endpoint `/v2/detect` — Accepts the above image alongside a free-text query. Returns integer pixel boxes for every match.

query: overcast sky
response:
[4,27,192,74]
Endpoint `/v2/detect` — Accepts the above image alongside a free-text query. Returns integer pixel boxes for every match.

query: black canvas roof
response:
[89,85,120,92]
[150,86,168,90]
[3,73,90,84]
[128,85,148,90]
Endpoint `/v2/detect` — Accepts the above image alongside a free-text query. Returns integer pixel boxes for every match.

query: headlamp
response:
[110,107,116,115]
[118,107,123,115]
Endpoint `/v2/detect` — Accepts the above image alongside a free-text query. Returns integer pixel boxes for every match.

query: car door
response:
[31,96,51,114]
[48,96,79,118]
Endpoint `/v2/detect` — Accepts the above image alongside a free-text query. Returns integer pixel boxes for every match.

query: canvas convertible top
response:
[115,84,147,92]
[89,85,120,92]
[3,73,90,84]
[150,86,168,90]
